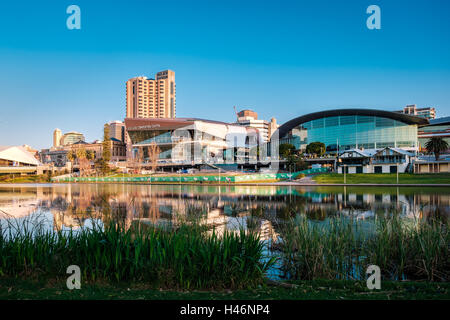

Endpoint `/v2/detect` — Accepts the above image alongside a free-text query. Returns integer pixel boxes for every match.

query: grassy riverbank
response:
[313,173,450,184]
[0,174,50,183]
[1,277,448,300]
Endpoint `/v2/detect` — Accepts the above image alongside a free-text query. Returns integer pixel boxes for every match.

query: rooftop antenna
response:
[234,106,239,119]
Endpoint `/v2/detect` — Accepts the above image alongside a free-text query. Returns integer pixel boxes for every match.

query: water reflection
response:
[1,184,449,238]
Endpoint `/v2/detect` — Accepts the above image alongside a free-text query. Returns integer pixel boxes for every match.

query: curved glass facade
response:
[282,115,418,151]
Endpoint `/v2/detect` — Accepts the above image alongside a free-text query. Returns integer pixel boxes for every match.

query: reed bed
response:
[0,217,275,290]
[278,214,449,282]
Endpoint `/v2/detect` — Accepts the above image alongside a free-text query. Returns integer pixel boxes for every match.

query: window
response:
[374,166,382,174]
[340,116,356,125]
[312,118,324,128]
[375,117,394,127]
[325,117,339,127]
[357,116,374,123]
[377,142,395,148]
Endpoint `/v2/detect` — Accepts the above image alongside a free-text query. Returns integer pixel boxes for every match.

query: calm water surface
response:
[2,183,449,280]
[1,183,449,237]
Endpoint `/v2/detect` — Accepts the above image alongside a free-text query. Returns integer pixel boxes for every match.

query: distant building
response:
[418,116,450,152]
[337,147,415,174]
[40,137,127,167]
[235,109,274,143]
[53,128,62,147]
[39,148,69,167]
[53,130,85,147]
[0,145,42,174]
[396,104,436,120]
[268,118,279,140]
[126,70,176,119]
[413,158,450,173]
[70,140,126,162]
[106,121,125,142]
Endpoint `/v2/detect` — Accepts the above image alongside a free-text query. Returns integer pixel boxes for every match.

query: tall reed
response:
[0,217,275,289]
[278,214,449,282]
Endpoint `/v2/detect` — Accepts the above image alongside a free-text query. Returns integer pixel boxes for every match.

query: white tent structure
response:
[0,146,41,166]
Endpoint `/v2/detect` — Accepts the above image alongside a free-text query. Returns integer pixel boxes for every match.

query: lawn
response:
[0,174,50,183]
[1,278,448,300]
[313,173,450,184]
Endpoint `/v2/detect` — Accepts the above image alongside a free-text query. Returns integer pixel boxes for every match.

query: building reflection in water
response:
[0,184,449,239]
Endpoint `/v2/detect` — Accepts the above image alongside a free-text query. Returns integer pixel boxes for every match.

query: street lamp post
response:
[344,164,346,184]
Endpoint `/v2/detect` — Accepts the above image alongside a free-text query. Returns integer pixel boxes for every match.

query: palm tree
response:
[425,137,449,161]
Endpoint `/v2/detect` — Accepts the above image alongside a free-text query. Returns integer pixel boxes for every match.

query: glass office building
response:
[276,109,428,152]
[124,118,259,164]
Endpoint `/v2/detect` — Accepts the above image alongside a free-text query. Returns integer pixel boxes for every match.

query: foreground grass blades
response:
[0,221,275,290]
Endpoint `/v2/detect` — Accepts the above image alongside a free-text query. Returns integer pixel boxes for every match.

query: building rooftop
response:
[277,108,429,138]
[340,149,378,157]
[125,117,231,130]
[0,146,41,166]
[428,116,450,126]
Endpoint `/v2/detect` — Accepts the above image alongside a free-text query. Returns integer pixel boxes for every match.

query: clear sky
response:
[0,0,449,149]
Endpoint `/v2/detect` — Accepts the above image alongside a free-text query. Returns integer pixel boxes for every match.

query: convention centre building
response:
[274,109,429,152]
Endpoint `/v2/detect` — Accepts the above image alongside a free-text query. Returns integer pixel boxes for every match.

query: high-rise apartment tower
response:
[126,70,176,119]
[53,128,62,148]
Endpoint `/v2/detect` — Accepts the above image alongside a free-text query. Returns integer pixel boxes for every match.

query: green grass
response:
[1,277,448,300]
[278,215,449,282]
[108,173,152,178]
[0,174,51,183]
[313,173,450,184]
[0,220,275,290]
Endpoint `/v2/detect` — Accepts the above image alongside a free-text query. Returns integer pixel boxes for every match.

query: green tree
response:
[46,169,52,182]
[279,143,295,159]
[286,154,308,172]
[86,150,95,161]
[67,150,76,162]
[102,124,111,162]
[75,147,87,160]
[99,124,112,175]
[425,137,449,161]
[305,142,325,157]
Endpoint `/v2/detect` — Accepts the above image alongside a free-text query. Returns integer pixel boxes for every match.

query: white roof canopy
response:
[0,146,41,166]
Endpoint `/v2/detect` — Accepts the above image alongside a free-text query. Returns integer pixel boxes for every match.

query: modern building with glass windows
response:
[59,131,85,146]
[124,118,260,165]
[275,109,428,153]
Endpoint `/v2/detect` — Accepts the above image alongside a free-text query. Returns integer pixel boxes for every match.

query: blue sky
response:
[0,0,449,149]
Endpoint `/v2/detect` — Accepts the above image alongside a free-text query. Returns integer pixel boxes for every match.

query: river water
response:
[1,183,449,237]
